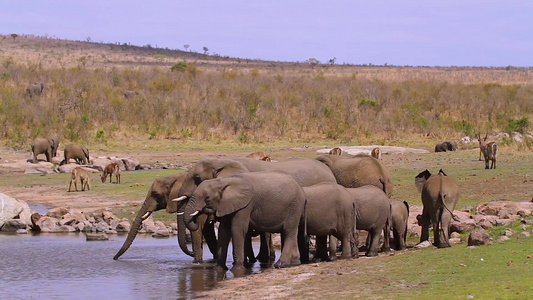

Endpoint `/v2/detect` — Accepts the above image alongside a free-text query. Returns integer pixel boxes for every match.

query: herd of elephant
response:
[112,151,460,272]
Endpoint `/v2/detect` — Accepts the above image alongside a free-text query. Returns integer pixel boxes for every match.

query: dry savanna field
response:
[1,34,533,299]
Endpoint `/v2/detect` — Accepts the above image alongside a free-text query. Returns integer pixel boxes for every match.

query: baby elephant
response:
[101,163,121,184]
[69,167,91,192]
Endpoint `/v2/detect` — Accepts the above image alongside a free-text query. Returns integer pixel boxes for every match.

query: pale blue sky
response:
[1,1,531,67]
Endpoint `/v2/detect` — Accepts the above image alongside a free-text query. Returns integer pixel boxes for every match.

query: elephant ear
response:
[415,169,431,193]
[212,159,249,178]
[316,155,333,167]
[216,178,253,217]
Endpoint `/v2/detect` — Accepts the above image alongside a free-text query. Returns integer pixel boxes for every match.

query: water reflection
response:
[0,233,275,300]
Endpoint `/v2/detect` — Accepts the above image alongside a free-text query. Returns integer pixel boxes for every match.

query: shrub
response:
[170,62,187,72]
[506,117,530,134]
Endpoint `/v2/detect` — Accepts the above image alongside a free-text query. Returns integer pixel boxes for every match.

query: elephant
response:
[434,141,457,152]
[390,199,409,250]
[183,172,306,271]
[26,82,44,98]
[415,169,460,248]
[113,173,217,262]
[30,135,59,163]
[316,154,393,197]
[302,182,357,262]
[176,156,336,263]
[60,144,90,165]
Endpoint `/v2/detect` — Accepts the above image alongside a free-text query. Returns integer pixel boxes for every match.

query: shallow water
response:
[0,233,271,300]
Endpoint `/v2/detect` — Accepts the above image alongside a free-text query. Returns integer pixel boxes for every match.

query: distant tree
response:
[203,46,209,55]
[11,34,18,40]
[306,58,320,69]
[184,44,190,51]
[328,57,337,65]
[86,36,92,42]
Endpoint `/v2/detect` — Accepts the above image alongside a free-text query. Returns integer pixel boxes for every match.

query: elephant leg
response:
[257,232,272,263]
[437,210,452,248]
[366,229,380,257]
[230,213,250,270]
[203,218,217,260]
[381,218,391,252]
[419,210,431,244]
[216,220,231,271]
[315,235,329,261]
[297,226,309,264]
[328,235,338,261]
[244,232,256,265]
[339,234,352,259]
[274,228,300,268]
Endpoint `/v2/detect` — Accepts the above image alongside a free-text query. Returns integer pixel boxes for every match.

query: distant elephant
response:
[184,172,306,270]
[434,141,457,152]
[177,156,336,263]
[31,135,59,163]
[390,199,409,250]
[60,144,90,165]
[303,182,356,262]
[113,173,217,262]
[316,154,393,197]
[26,82,44,98]
[415,169,460,248]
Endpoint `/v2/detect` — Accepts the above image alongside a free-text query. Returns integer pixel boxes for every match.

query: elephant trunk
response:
[113,204,151,260]
[184,196,200,232]
[177,203,195,257]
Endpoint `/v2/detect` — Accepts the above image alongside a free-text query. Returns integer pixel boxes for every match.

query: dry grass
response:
[0,34,531,150]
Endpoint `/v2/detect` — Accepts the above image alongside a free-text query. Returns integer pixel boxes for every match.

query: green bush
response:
[506,116,530,134]
[170,62,188,72]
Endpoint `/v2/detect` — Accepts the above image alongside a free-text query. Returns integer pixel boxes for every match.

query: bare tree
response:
[184,44,190,51]
[203,46,209,55]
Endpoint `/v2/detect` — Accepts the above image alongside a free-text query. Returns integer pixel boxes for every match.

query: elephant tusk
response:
[190,211,200,217]
[176,212,184,216]
[172,196,188,202]
[141,211,152,220]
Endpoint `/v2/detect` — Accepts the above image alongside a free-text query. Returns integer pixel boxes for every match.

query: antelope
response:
[69,167,91,192]
[101,163,121,183]
[371,147,382,160]
[247,151,271,161]
[329,147,342,155]
[476,134,498,169]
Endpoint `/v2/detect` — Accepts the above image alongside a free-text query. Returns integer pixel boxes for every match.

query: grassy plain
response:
[1,34,532,299]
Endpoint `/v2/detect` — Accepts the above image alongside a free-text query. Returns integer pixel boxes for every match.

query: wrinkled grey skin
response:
[415,169,460,248]
[348,185,391,257]
[177,156,336,263]
[113,173,217,261]
[60,144,90,165]
[31,135,59,163]
[434,141,457,152]
[303,182,357,262]
[390,199,409,250]
[26,82,44,98]
[184,172,306,271]
[316,154,393,197]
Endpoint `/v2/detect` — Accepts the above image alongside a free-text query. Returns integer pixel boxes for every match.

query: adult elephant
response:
[30,135,59,163]
[113,173,217,261]
[315,154,393,197]
[415,169,460,248]
[184,172,306,271]
[26,82,44,98]
[60,144,90,165]
[176,156,336,262]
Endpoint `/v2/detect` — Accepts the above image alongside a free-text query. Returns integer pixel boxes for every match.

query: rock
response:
[450,232,460,238]
[476,201,533,217]
[471,214,498,225]
[93,221,110,232]
[449,238,462,244]
[478,220,494,229]
[116,221,131,232]
[518,224,528,231]
[152,230,170,238]
[16,229,28,234]
[121,158,140,171]
[35,216,61,232]
[497,236,510,242]
[518,232,531,239]
[521,219,533,225]
[496,219,515,226]
[504,229,514,236]
[138,164,152,170]
[0,193,25,228]
[46,207,70,219]
[468,228,492,246]
[86,233,109,241]
[30,212,42,231]
[450,219,477,233]
[414,240,432,248]
[170,222,178,231]
[102,211,118,223]
[1,219,28,231]
[58,164,99,174]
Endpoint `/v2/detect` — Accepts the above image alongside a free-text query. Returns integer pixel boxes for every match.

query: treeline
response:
[0,60,531,147]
